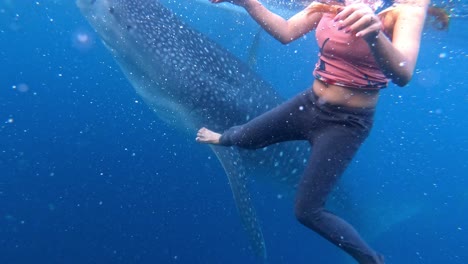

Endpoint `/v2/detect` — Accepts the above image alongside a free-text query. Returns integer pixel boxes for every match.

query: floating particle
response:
[72,29,95,52]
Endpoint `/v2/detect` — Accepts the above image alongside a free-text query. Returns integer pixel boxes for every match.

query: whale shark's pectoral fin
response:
[247,27,263,67]
[210,145,267,259]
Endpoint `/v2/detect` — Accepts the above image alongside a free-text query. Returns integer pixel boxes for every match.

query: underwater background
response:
[0,0,466,263]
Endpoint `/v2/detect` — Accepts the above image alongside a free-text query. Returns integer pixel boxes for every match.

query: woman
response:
[196,0,445,263]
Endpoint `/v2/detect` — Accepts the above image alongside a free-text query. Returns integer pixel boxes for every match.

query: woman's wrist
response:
[364,27,382,45]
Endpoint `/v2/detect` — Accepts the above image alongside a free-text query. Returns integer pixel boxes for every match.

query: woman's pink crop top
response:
[313,13,389,89]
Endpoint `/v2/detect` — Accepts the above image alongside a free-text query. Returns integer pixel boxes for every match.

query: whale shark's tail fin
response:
[211,145,267,259]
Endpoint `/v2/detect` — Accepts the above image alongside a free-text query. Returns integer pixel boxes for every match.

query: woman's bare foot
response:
[196,127,221,144]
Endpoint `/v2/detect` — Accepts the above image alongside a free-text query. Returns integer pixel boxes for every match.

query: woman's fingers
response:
[355,21,381,39]
[334,4,360,22]
[347,14,379,33]
[336,4,371,25]
[334,3,380,38]
[337,10,364,30]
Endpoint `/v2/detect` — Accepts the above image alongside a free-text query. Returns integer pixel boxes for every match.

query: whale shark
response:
[76,0,311,258]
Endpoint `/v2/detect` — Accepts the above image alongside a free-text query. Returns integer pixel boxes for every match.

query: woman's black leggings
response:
[219,88,384,264]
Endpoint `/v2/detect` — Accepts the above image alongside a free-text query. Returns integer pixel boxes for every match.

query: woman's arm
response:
[374,3,428,86]
[211,0,323,44]
[334,1,429,87]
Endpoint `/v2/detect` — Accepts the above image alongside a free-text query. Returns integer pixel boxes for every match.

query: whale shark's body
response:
[77,0,311,258]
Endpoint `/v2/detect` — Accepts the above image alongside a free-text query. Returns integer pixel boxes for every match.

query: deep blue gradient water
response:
[0,1,466,263]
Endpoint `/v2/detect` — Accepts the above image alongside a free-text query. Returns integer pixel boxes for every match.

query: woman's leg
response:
[215,90,318,149]
[295,125,384,264]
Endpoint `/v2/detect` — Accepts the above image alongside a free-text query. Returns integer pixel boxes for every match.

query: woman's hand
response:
[334,3,382,41]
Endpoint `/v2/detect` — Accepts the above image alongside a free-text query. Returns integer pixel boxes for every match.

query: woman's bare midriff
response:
[312,79,380,108]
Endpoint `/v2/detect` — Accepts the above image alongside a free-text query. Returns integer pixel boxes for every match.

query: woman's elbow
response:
[392,73,413,87]
[277,36,294,45]
[389,66,415,87]
[275,32,297,44]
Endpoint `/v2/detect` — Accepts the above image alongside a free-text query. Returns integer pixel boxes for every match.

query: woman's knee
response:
[294,199,323,227]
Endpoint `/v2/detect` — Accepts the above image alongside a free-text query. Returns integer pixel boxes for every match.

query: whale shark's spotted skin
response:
[77,0,311,258]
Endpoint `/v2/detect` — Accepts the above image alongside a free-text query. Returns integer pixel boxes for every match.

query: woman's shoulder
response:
[379,0,449,32]
[378,0,430,15]
[378,5,397,16]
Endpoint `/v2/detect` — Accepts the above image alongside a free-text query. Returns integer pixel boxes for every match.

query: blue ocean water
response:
[0,1,466,264]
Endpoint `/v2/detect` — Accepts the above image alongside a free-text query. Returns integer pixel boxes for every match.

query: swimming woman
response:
[196,0,445,263]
